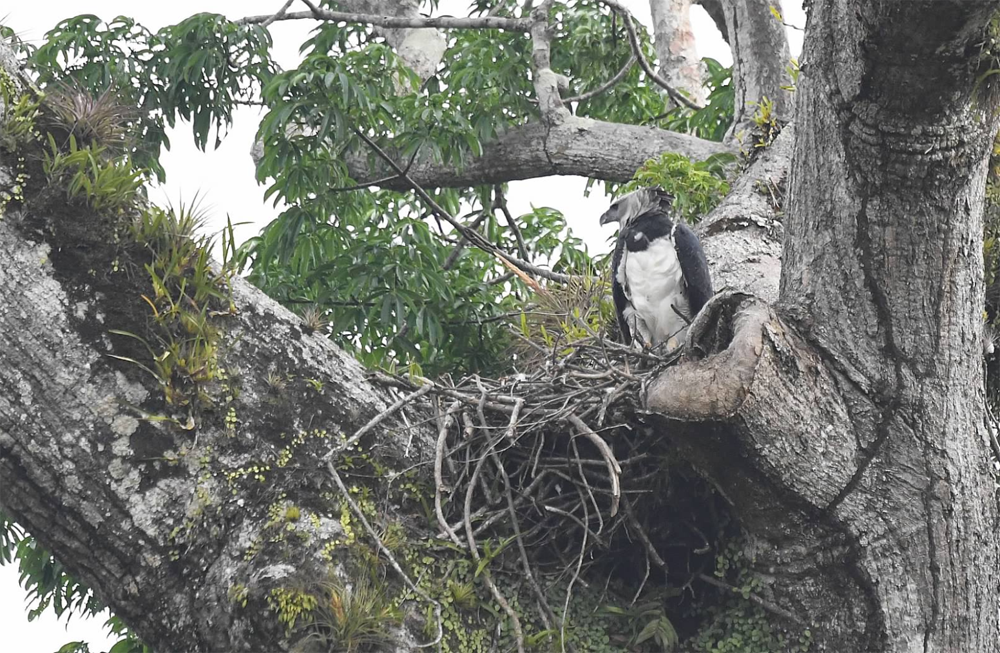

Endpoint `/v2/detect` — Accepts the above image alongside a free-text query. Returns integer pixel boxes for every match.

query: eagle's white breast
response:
[620,237,689,346]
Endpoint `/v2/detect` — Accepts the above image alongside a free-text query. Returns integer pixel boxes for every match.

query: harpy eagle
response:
[599,188,713,348]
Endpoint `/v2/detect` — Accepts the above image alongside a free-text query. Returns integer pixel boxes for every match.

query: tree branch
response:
[339,118,735,190]
[256,0,295,28]
[647,0,704,102]
[599,0,704,111]
[527,0,569,124]
[237,3,531,31]
[495,185,530,261]
[694,124,793,304]
[718,0,792,138]
[562,54,636,105]
[352,126,576,284]
[442,209,491,270]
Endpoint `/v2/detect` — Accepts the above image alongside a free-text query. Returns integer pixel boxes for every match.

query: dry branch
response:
[327,461,444,647]
[599,0,704,110]
[238,2,530,31]
[562,54,636,105]
[351,125,578,284]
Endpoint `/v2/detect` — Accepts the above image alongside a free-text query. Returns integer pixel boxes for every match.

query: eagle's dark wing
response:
[610,232,632,345]
[672,222,713,315]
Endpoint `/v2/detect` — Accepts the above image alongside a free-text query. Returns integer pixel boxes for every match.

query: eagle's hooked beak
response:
[599,209,618,226]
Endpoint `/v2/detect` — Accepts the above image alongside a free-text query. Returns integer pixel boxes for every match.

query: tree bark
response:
[0,48,765,650]
[0,209,435,649]
[720,0,794,139]
[648,0,705,102]
[335,0,447,83]
[649,1,1000,649]
[780,1,1000,648]
[340,116,735,189]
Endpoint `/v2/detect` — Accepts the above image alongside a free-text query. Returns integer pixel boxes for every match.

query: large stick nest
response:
[364,322,745,650]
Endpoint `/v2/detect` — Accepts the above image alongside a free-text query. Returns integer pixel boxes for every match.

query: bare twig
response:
[339,383,433,452]
[562,54,636,104]
[464,403,526,653]
[443,209,490,269]
[238,1,531,31]
[623,497,668,570]
[566,413,622,517]
[495,185,530,261]
[560,484,589,653]
[351,125,578,284]
[259,0,295,27]
[572,439,603,534]
[327,145,424,194]
[489,400,562,635]
[598,0,704,111]
[435,401,464,547]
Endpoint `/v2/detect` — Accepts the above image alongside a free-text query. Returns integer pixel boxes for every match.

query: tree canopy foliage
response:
[2,1,734,380]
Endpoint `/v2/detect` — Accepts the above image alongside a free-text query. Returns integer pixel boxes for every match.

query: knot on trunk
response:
[644,291,768,420]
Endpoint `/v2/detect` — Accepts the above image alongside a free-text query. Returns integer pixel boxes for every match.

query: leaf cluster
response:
[239,191,590,376]
[42,133,144,213]
[113,200,238,409]
[296,567,403,653]
[0,512,149,652]
[29,13,274,180]
[657,57,735,142]
[618,151,735,224]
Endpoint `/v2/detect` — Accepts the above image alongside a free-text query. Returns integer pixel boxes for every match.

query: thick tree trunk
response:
[648,0,705,102]
[780,1,1000,648]
[0,210,434,649]
[650,1,1000,650]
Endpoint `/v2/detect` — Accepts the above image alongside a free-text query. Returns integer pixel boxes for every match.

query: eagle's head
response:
[598,187,673,227]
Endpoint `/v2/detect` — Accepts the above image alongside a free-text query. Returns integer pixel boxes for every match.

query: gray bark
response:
[696,123,791,303]
[0,210,434,649]
[648,0,705,102]
[780,1,1000,648]
[721,0,794,139]
[340,116,736,189]
[649,1,1000,649]
[336,0,446,83]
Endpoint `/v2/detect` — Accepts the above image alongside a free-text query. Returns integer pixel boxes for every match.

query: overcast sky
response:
[0,1,803,650]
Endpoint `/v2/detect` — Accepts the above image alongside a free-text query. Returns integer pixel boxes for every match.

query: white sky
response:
[0,1,804,650]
